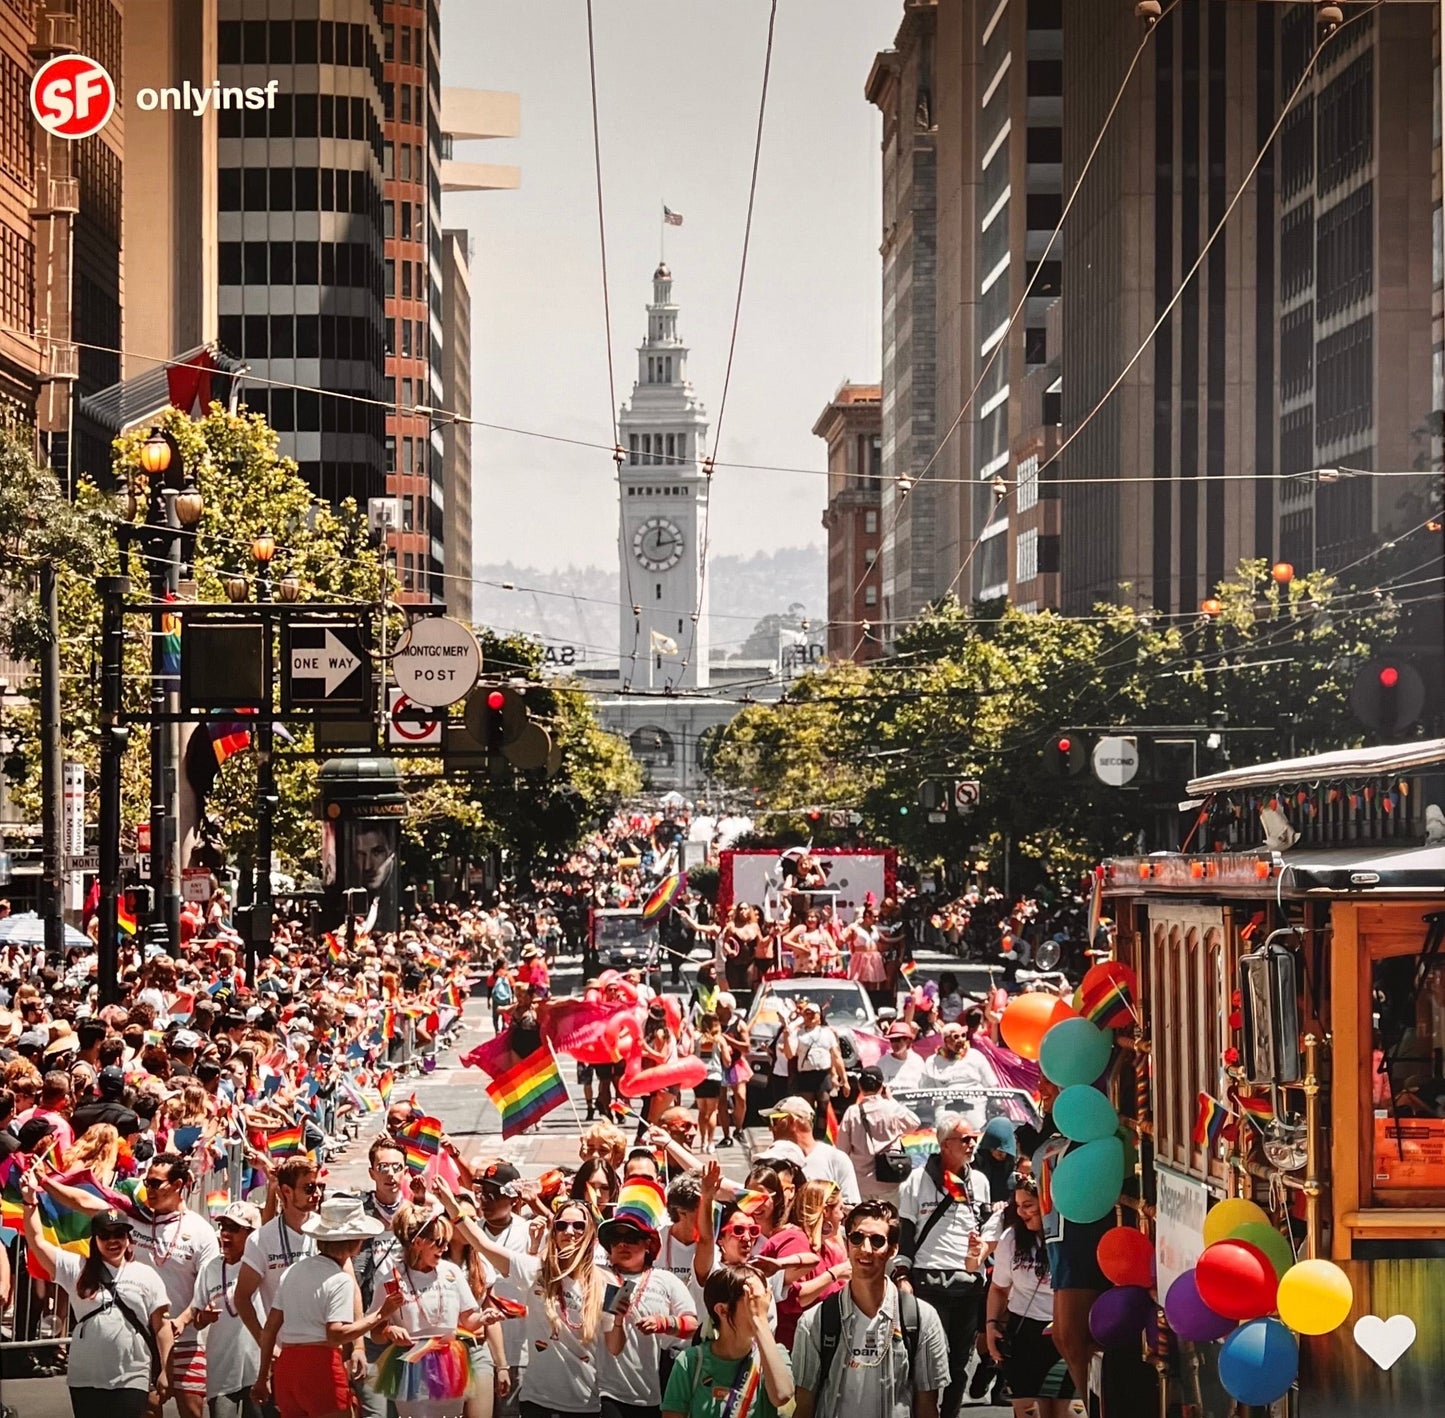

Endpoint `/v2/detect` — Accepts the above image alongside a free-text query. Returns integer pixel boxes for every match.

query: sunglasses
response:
[847,1231,890,1251]
[95,1227,132,1241]
[723,1224,760,1239]
[553,1219,587,1234]
[302,1182,327,1196]
[373,1162,405,1176]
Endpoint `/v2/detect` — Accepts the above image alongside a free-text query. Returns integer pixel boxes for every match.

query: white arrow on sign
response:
[291,629,360,696]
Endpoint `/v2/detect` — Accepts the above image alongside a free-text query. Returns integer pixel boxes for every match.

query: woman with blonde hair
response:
[784,1180,847,1317]
[372,1201,503,1418]
[453,1189,616,1418]
[578,1122,627,1172]
[61,1124,120,1185]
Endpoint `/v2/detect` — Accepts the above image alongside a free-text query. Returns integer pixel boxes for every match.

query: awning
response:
[78,344,248,436]
[1188,739,1445,797]
[1281,843,1445,896]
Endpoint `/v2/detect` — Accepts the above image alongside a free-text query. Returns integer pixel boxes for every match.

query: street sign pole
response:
[97,576,129,1006]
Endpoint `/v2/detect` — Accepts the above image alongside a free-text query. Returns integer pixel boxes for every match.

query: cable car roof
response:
[1187,739,1445,797]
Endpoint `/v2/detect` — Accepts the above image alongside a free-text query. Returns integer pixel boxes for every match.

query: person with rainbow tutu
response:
[372,1202,505,1418]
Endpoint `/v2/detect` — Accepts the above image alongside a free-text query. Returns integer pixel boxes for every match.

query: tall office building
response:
[438,227,471,619]
[215,3,389,510]
[816,382,883,661]
[867,1,940,642]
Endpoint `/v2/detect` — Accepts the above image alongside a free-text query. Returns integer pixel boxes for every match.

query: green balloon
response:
[1050,1137,1125,1223]
[1039,1017,1115,1087]
[1230,1222,1295,1281]
[1054,1085,1119,1143]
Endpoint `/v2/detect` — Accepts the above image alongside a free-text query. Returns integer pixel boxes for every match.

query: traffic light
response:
[1043,733,1087,777]
[465,685,527,754]
[1350,657,1426,736]
[918,781,946,812]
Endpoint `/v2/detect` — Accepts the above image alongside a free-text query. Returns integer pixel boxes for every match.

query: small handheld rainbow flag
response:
[398,1115,443,1174]
[640,873,686,924]
[823,1099,839,1146]
[490,1292,528,1320]
[730,1187,770,1216]
[900,1127,938,1164]
[380,1007,399,1041]
[266,1124,306,1159]
[484,1046,568,1139]
[0,1155,26,1227]
[900,959,917,978]
[1232,1090,1274,1121]
[942,1171,972,1203]
[324,932,344,966]
[1192,1092,1230,1150]
[206,1189,231,1218]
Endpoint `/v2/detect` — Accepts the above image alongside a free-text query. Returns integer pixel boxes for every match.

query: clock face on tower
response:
[633,517,685,572]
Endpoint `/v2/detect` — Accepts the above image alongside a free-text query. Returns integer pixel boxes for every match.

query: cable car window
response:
[1371,951,1445,1192]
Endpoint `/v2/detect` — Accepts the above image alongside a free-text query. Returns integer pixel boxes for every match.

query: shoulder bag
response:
[865,1100,913,1184]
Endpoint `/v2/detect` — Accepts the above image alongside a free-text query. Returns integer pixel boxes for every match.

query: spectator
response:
[837,1067,920,1203]
[760,1097,860,1203]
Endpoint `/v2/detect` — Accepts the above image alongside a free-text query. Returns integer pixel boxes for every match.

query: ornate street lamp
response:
[139,428,172,477]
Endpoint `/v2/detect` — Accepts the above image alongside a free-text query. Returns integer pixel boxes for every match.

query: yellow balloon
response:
[1277,1259,1354,1336]
[1202,1198,1270,1248]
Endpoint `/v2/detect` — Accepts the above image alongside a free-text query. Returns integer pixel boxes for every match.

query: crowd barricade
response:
[189,1134,249,1218]
[0,1230,71,1371]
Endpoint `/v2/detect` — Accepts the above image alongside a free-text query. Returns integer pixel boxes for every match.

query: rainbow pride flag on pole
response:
[1192,1092,1230,1150]
[640,873,685,924]
[900,1127,938,1165]
[376,1069,395,1108]
[267,1124,306,1159]
[324,932,344,966]
[398,1115,444,1174]
[484,1045,569,1139]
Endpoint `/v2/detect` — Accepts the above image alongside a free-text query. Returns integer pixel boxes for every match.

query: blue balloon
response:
[1218,1319,1298,1406]
[1054,1085,1120,1143]
[1039,1016,1115,1087]
[1049,1136,1125,1223]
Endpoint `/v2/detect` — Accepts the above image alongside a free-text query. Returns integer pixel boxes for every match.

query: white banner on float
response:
[720,849,894,925]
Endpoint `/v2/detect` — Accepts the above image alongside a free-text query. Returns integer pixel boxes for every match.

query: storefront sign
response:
[1373,1115,1445,1189]
[1155,1164,1210,1297]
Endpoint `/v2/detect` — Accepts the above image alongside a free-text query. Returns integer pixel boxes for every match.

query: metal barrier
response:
[0,1230,71,1373]
[188,1136,248,1218]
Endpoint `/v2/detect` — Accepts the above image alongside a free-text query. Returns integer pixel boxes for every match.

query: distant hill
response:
[470,545,826,660]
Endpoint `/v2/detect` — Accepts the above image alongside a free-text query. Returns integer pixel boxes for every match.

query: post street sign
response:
[391,616,481,709]
[281,619,369,713]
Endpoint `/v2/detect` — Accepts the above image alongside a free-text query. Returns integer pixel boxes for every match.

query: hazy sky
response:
[441,1,893,571]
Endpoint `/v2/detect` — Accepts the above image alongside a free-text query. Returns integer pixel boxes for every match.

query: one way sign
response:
[282,619,369,712]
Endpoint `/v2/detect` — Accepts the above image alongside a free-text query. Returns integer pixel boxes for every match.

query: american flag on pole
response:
[663,206,684,227]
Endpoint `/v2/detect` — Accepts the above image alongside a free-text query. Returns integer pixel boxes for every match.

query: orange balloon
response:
[1001,992,1078,1060]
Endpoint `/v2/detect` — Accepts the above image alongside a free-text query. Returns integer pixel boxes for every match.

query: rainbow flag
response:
[444,982,466,1009]
[117,897,137,936]
[484,1046,569,1139]
[398,1115,443,1175]
[490,1292,528,1320]
[377,1070,395,1108]
[340,1075,378,1115]
[380,1007,399,1041]
[900,1127,938,1164]
[0,1155,26,1227]
[640,873,685,924]
[1192,1092,1230,1150]
[1233,1090,1274,1121]
[206,1189,231,1218]
[823,1099,839,1146]
[324,932,344,966]
[942,1171,972,1203]
[37,1192,93,1256]
[901,960,917,978]
[158,600,182,680]
[730,1187,770,1216]
[267,1124,305,1159]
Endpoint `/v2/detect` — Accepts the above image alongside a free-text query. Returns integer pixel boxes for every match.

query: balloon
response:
[1115,1124,1139,1173]
[1089,1285,1154,1348]
[1202,1197,1269,1248]
[1078,960,1138,1029]
[1097,1226,1155,1288]
[1230,1222,1294,1282]
[1000,993,1076,1060]
[1218,1319,1298,1405]
[1049,1137,1125,1223]
[1039,1017,1115,1087]
[618,1055,707,1098]
[1054,1085,1120,1143]
[1196,1240,1279,1321]
[1164,1271,1235,1343]
[1276,1259,1354,1335]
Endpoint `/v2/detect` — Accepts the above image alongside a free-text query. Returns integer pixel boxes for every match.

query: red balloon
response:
[1195,1240,1279,1321]
[1096,1226,1156,1289]
[618,1054,707,1098]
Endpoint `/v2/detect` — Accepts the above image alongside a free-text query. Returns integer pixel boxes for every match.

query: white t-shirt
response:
[597,1266,697,1406]
[275,1254,356,1346]
[51,1252,170,1391]
[374,1255,481,1340]
[241,1215,316,1313]
[496,1251,613,1413]
[656,1225,702,1332]
[481,1214,535,1369]
[991,1227,1054,1321]
[191,1254,262,1397]
[131,1208,219,1338]
[897,1166,991,1272]
[796,1025,838,1072]
[801,1141,862,1203]
[919,1050,999,1126]
[877,1050,925,1092]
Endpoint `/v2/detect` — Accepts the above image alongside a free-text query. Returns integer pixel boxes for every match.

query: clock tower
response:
[617,263,711,690]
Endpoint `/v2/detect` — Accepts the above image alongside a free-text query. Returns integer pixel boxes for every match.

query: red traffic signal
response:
[1350,658,1425,736]
[1043,733,1086,777]
[1057,737,1072,754]
[486,689,505,710]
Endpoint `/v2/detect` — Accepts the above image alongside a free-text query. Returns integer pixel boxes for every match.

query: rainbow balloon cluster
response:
[1162,1198,1353,1406]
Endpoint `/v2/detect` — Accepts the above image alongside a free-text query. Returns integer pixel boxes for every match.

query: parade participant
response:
[19,1182,173,1418]
[659,1266,793,1418]
[895,1113,990,1418]
[782,913,829,976]
[356,1137,410,1418]
[623,1150,662,1182]
[373,1202,502,1418]
[474,1198,615,1418]
[760,1097,859,1202]
[920,1024,999,1130]
[687,963,721,1023]
[131,1151,221,1418]
[252,1196,403,1418]
[233,1155,323,1345]
[781,1181,848,1322]
[189,1201,265,1418]
[712,996,750,1150]
[780,1004,846,1122]
[984,1177,1072,1417]
[656,1173,703,1315]
[843,902,888,1000]
[974,1118,1019,1203]
[689,1014,728,1155]
[792,1200,950,1418]
[713,905,758,994]
[836,1068,919,1203]
[876,1022,925,1091]
[598,1179,698,1418]
[579,1123,628,1171]
[570,1158,620,1219]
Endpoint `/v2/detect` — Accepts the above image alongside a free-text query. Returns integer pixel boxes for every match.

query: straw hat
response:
[43,1022,79,1058]
[301,1194,385,1240]
[0,1009,20,1046]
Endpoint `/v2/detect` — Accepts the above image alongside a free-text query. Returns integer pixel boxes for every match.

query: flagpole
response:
[660,202,665,262]
[547,1039,587,1135]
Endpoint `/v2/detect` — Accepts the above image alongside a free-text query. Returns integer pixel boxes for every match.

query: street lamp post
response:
[253,532,277,988]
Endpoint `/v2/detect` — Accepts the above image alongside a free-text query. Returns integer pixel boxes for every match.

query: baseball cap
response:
[90,1207,134,1238]
[480,1161,522,1189]
[217,1200,262,1230]
[762,1096,815,1124]
[15,1030,46,1054]
[858,1066,884,1092]
[170,1029,202,1051]
[754,1140,807,1167]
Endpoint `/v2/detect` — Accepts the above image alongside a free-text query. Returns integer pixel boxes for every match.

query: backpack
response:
[491,973,514,1006]
[816,1287,920,1396]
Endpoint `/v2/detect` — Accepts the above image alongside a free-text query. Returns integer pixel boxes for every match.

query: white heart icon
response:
[1352,1314,1417,1370]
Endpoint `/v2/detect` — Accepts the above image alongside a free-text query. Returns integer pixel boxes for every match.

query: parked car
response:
[745,978,882,1110]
